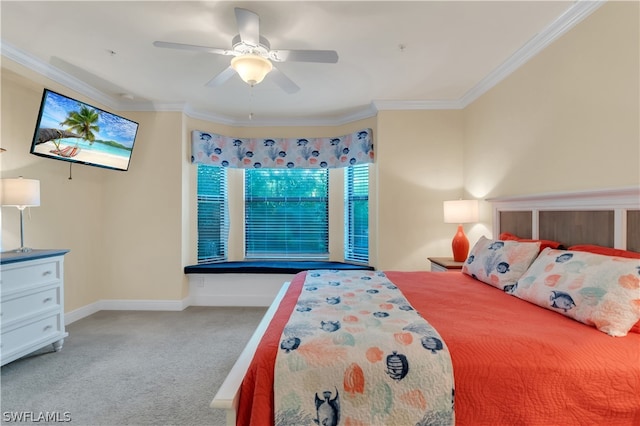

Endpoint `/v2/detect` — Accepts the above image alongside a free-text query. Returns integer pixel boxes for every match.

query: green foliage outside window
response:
[245,169,329,258]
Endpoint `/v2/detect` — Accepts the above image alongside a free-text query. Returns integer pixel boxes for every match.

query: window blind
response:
[197,165,228,263]
[345,164,369,263]
[245,169,329,259]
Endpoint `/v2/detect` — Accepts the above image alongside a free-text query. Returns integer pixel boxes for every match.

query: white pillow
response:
[513,248,640,337]
[462,236,541,291]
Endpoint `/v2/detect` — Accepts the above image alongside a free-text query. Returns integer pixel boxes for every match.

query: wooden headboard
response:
[488,187,640,252]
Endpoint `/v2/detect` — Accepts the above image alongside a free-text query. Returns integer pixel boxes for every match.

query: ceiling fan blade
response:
[205,66,237,87]
[269,49,338,63]
[153,41,232,56]
[269,67,300,94]
[234,8,260,46]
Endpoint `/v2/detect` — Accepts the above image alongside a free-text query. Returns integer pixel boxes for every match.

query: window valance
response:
[191,128,373,169]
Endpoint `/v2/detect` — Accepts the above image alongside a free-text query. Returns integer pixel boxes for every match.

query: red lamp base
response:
[451,224,470,262]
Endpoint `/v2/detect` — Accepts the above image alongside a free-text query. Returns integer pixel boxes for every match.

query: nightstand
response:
[428,257,465,272]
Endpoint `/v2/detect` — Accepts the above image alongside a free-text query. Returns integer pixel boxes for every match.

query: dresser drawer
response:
[0,259,61,291]
[0,250,69,366]
[1,287,60,324]
[1,313,62,354]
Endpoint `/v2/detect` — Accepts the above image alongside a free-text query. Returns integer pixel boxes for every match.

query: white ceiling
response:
[1,1,601,126]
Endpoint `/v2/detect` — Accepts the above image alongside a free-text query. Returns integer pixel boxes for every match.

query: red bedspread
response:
[237,271,640,426]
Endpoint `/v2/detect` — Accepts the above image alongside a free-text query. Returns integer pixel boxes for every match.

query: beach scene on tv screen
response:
[32,91,138,170]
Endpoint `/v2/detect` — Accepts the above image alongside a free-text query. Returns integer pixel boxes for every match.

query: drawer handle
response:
[43,325,53,332]
[43,297,53,303]
[42,270,53,276]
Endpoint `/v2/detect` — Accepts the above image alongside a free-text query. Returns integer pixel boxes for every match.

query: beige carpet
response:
[0,307,267,425]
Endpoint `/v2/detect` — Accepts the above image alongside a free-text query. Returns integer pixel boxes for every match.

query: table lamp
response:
[443,199,479,262]
[1,177,41,252]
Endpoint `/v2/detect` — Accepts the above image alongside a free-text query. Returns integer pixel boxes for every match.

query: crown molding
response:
[1,40,119,110]
[208,103,379,127]
[459,0,605,107]
[1,38,378,127]
[377,0,605,111]
[0,0,603,126]
[373,99,464,111]
[121,100,187,113]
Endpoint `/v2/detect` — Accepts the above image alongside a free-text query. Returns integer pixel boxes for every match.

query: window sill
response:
[184,260,374,275]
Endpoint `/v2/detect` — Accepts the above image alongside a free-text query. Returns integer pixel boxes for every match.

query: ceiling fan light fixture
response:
[231,54,273,86]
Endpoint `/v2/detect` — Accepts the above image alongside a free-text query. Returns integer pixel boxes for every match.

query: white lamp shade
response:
[1,178,41,207]
[231,54,273,85]
[443,199,478,224]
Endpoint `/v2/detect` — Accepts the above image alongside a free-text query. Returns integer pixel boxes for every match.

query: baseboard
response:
[98,298,188,311]
[188,294,277,307]
[65,298,190,325]
[65,301,102,325]
[65,274,291,324]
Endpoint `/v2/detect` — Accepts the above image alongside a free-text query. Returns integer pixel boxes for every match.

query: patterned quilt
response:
[273,270,454,425]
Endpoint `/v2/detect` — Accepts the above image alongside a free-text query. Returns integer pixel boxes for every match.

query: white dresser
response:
[1,249,69,366]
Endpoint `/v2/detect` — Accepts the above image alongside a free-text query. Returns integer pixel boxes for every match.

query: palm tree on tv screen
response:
[60,105,100,145]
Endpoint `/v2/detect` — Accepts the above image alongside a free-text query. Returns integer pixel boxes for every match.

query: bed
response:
[212,187,640,425]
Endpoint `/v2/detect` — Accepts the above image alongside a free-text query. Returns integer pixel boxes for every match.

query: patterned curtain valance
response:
[191,128,373,169]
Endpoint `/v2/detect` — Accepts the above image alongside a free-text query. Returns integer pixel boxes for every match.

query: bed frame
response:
[210,281,290,426]
[490,186,639,250]
[211,186,640,425]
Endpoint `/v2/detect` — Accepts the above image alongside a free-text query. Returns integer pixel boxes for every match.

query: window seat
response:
[184,261,374,275]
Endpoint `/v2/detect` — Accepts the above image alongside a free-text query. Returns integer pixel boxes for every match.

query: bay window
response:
[196,165,369,264]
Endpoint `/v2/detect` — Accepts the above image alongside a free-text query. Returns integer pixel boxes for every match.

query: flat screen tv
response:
[30,89,139,171]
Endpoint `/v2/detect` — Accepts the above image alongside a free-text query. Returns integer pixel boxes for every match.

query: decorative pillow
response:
[499,232,565,251]
[462,236,541,291]
[567,244,640,259]
[513,248,640,337]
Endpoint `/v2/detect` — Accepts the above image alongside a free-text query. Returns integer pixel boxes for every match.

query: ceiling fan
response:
[153,7,339,94]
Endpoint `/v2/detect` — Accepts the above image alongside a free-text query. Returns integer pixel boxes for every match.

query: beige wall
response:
[375,110,464,271]
[1,1,637,310]
[99,110,185,301]
[2,66,110,312]
[463,1,639,244]
[1,61,187,310]
[464,1,639,199]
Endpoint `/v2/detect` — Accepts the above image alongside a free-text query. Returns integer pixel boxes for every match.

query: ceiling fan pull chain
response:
[249,86,254,120]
